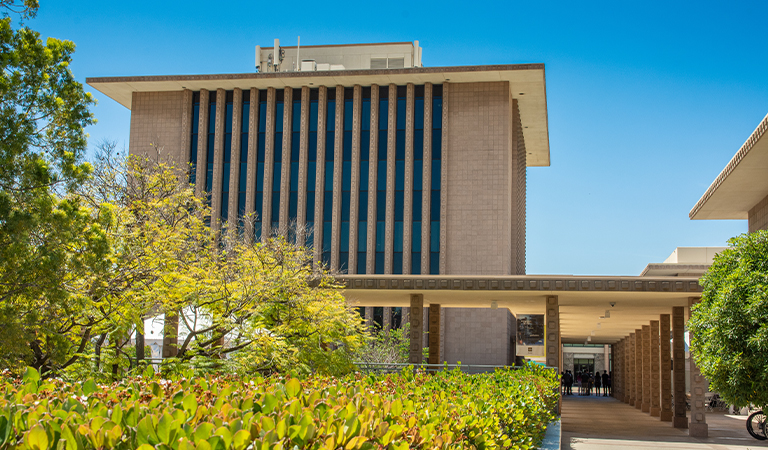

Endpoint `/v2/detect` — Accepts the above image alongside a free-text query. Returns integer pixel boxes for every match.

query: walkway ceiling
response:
[340,275,701,344]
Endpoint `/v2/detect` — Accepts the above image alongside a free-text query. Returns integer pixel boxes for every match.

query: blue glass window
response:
[189,94,200,185]
[305,89,319,249]
[322,88,336,267]
[412,86,425,274]
[357,87,372,274]
[205,93,216,204]
[393,87,406,274]
[288,90,301,241]
[254,91,267,241]
[430,86,442,274]
[271,90,284,232]
[237,90,250,221]
[220,93,233,222]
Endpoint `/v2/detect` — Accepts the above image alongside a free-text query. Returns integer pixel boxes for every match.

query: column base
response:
[660,410,673,422]
[689,423,708,437]
[641,402,650,413]
[673,416,688,429]
[650,407,661,417]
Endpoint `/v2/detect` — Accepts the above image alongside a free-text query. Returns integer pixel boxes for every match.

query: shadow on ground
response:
[561,394,768,450]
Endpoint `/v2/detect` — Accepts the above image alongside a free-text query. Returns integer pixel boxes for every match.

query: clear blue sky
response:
[30,0,767,275]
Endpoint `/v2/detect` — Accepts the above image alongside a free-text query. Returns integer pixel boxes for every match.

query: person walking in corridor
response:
[602,371,611,396]
[594,372,601,395]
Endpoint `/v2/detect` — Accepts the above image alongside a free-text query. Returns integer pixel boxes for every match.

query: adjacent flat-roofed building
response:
[690,113,768,230]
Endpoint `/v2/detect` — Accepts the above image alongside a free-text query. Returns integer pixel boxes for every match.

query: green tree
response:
[67,145,365,378]
[688,230,768,409]
[0,1,102,372]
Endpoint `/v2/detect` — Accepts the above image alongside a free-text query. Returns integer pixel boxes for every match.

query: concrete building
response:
[89,40,722,435]
[88,40,548,367]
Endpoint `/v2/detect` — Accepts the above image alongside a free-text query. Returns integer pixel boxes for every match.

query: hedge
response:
[0,364,558,450]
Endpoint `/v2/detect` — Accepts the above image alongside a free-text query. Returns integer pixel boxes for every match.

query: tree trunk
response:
[136,326,145,364]
[163,311,179,359]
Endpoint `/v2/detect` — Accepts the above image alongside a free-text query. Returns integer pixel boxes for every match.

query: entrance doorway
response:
[574,358,594,374]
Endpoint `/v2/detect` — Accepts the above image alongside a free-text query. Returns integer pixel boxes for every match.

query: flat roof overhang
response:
[86,64,550,167]
[690,113,768,220]
[338,275,702,344]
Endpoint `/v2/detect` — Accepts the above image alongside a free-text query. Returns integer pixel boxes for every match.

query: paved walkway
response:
[561,394,768,449]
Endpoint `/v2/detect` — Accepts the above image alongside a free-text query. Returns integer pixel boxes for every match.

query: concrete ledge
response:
[540,418,561,450]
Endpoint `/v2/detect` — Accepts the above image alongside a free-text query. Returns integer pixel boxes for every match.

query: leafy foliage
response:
[0,3,101,372]
[0,364,558,450]
[689,231,768,409]
[2,140,366,379]
[354,325,414,366]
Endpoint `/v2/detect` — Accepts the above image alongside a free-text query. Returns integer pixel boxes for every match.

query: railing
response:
[354,362,527,374]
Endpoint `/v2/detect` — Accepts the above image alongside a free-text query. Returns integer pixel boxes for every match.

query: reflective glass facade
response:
[394,86,406,274]
[340,88,353,272]
[375,86,388,274]
[272,89,284,233]
[189,93,200,184]
[306,89,318,248]
[288,89,301,242]
[220,91,233,222]
[358,87,371,274]
[188,84,442,275]
[322,89,336,267]
[431,86,443,275]
[237,90,249,219]
[254,91,267,240]
[412,86,424,274]
[205,92,216,204]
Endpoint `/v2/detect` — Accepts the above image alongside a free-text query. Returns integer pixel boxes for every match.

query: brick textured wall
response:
[129,91,185,162]
[512,100,527,274]
[749,194,768,232]
[443,307,513,365]
[445,82,525,275]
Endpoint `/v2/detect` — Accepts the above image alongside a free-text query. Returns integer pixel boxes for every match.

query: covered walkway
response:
[561,395,767,449]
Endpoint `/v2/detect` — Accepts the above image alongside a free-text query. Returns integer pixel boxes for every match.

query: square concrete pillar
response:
[616,339,623,400]
[629,332,636,406]
[545,296,561,371]
[641,325,651,413]
[635,330,643,409]
[162,312,179,358]
[428,304,441,364]
[660,314,673,421]
[623,337,631,403]
[672,306,687,428]
[688,298,708,438]
[409,295,424,364]
[364,307,373,330]
[650,320,661,417]
[611,343,617,399]
[383,307,392,332]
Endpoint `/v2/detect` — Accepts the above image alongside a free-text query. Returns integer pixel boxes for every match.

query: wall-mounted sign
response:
[517,314,545,356]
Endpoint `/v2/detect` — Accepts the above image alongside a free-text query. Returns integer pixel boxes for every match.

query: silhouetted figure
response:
[602,371,611,396]
[594,371,601,396]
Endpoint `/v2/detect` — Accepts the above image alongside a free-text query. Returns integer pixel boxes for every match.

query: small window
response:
[388,57,404,69]
[371,58,387,69]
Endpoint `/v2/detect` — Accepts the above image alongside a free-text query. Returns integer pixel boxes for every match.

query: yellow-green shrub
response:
[0,364,558,450]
